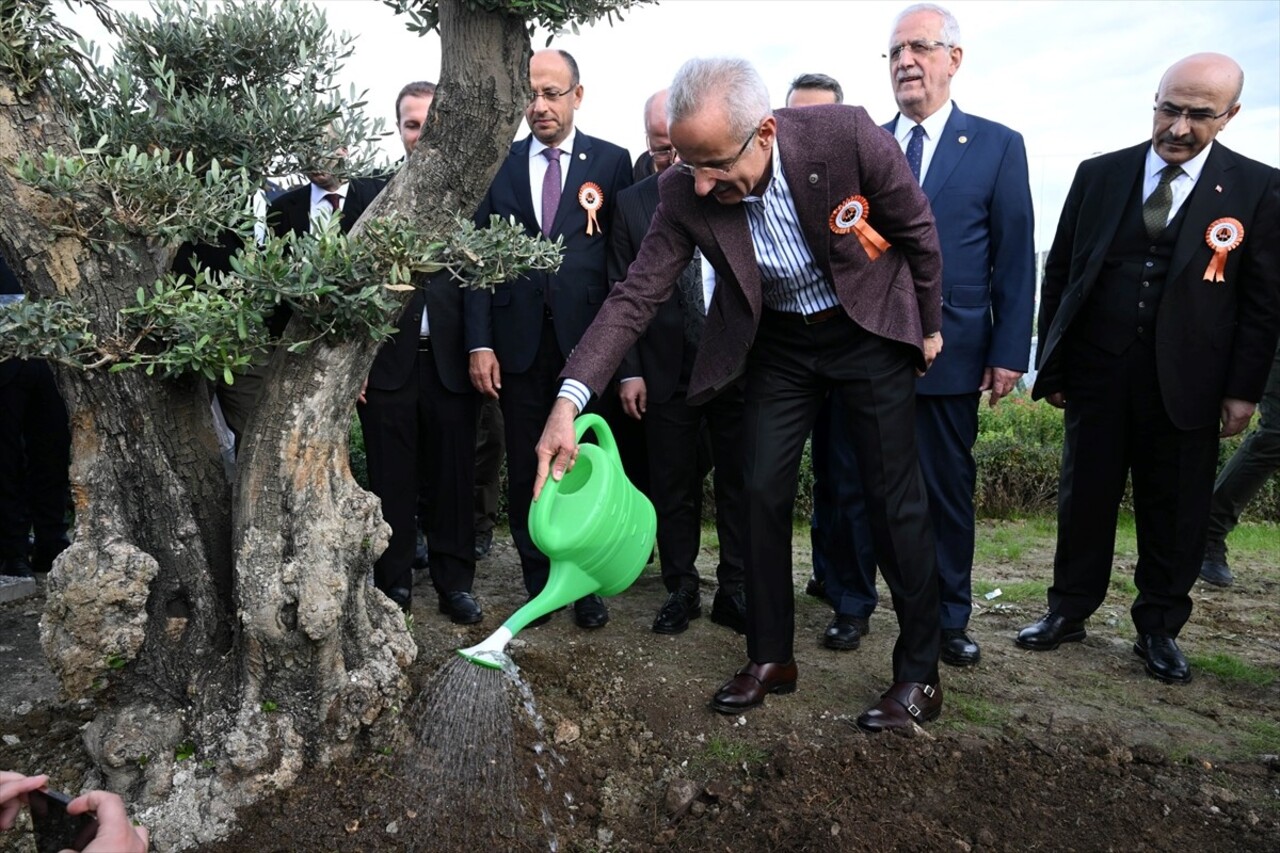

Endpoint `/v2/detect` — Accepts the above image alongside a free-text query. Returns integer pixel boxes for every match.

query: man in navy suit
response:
[811,3,1036,666]
[1019,53,1280,684]
[465,49,633,629]
[356,81,482,621]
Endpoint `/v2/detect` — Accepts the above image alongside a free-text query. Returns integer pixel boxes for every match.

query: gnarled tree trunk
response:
[0,1,531,846]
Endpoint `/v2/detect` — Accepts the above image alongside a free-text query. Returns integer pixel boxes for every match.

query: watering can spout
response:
[456,414,656,668]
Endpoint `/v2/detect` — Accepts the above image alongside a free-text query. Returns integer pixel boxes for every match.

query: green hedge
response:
[348,391,1278,523]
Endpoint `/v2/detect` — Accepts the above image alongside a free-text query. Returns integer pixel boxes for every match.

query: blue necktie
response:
[905,124,925,183]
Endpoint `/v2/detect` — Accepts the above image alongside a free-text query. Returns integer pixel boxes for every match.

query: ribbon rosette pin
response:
[1202,217,1243,283]
[578,182,604,236]
[829,194,890,260]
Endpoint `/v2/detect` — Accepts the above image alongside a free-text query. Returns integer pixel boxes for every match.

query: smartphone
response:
[27,789,99,853]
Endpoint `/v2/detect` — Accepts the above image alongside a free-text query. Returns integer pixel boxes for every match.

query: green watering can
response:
[458,414,656,669]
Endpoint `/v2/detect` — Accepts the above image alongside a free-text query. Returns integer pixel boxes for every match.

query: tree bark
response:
[0,1,531,846]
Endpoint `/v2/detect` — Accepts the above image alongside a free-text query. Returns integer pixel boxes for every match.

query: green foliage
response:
[174,742,196,761]
[0,0,114,94]
[61,0,385,182]
[261,700,279,713]
[383,0,655,41]
[1187,653,1276,687]
[0,298,98,369]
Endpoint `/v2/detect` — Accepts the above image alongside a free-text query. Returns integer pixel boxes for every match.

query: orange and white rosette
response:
[1202,217,1243,283]
[578,182,603,236]
[829,194,890,260]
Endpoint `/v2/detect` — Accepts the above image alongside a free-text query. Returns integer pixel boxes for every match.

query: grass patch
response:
[974,518,1057,563]
[1108,575,1138,597]
[944,693,1007,728]
[1225,521,1280,563]
[695,735,768,770]
[972,579,1047,603]
[1239,719,1280,756]
[1188,652,1277,687]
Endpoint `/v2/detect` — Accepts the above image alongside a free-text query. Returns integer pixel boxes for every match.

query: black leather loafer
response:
[439,590,483,625]
[1134,634,1191,684]
[1015,612,1086,651]
[653,589,701,634]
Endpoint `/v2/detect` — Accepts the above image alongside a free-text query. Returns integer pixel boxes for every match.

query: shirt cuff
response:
[468,347,494,354]
[558,379,591,413]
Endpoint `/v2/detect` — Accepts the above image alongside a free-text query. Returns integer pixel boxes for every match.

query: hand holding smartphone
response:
[28,789,99,853]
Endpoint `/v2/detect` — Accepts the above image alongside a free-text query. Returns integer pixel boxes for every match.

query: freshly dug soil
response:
[3,520,1278,851]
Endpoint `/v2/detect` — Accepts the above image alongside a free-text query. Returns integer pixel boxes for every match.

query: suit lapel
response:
[778,132,832,274]
[920,105,969,201]
[510,137,538,233]
[701,196,759,317]
[1083,146,1146,274]
[1169,144,1235,284]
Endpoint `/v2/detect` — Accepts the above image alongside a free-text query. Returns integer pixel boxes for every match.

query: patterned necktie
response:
[905,124,925,183]
[540,147,563,237]
[323,193,342,211]
[1143,164,1183,239]
[678,251,706,345]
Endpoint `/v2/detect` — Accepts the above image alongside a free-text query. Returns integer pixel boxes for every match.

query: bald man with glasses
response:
[465,49,633,630]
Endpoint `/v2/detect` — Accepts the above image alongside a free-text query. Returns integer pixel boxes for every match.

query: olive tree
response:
[0,0,647,845]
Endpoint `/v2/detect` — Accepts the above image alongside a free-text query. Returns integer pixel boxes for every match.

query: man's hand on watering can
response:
[534,398,580,499]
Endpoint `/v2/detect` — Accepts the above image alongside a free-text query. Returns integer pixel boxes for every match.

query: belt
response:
[803,305,843,325]
[417,336,432,352]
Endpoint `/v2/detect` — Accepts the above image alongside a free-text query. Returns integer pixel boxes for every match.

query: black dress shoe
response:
[0,555,34,578]
[941,628,981,667]
[823,614,869,651]
[386,587,412,613]
[438,591,483,625]
[1015,611,1086,651]
[709,660,798,714]
[653,589,701,634]
[856,681,942,732]
[1198,544,1233,587]
[1133,634,1192,684]
[709,587,747,634]
[573,594,609,629]
[412,533,429,571]
[474,529,494,560]
[804,574,826,600]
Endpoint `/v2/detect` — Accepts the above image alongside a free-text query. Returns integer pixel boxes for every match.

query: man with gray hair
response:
[535,57,947,731]
[814,3,1037,668]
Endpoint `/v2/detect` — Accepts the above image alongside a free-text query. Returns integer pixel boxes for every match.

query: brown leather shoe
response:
[709,660,797,714]
[855,681,942,732]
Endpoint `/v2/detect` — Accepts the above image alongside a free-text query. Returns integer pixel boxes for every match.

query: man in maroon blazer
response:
[535,57,946,731]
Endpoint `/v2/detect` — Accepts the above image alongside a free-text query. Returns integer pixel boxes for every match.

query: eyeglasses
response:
[673,124,760,178]
[886,39,951,62]
[526,87,573,105]
[1153,104,1234,126]
[647,145,675,162]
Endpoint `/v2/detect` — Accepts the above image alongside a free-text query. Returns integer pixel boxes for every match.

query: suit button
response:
[1145,261,1154,268]
[1143,281,1150,287]
[1137,326,1144,333]
[1138,301,1145,308]
[1149,245,1158,252]
[808,173,818,184]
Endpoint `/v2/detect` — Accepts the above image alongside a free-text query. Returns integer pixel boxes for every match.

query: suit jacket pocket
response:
[948,285,989,307]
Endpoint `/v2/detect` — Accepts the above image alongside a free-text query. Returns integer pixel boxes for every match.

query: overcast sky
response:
[66,0,1280,253]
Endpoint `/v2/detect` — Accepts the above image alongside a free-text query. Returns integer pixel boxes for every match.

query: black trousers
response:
[644,382,746,595]
[500,316,621,595]
[0,360,70,557]
[358,344,477,596]
[744,310,940,684]
[1049,338,1218,637]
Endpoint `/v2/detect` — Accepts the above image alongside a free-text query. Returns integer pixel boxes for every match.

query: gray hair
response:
[668,57,771,142]
[787,72,844,105]
[892,3,962,47]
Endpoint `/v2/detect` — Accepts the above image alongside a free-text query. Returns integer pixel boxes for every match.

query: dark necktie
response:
[905,124,925,183]
[678,251,706,346]
[1143,164,1183,239]
[540,147,562,237]
[324,193,342,212]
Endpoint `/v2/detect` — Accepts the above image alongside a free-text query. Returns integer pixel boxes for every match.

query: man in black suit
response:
[465,49,633,629]
[1019,53,1280,684]
[353,81,482,620]
[611,89,748,637]
[0,255,71,578]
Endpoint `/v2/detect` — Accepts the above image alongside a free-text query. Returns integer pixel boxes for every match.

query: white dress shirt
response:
[893,99,953,184]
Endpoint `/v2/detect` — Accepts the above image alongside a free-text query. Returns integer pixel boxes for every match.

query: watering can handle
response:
[573,413,616,456]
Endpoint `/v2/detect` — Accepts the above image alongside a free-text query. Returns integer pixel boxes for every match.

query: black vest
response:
[1072,173,1191,354]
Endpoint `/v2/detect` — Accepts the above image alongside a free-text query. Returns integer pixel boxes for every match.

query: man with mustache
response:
[535,57,946,731]
[1020,53,1280,684]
